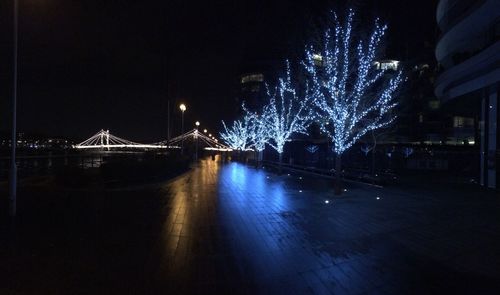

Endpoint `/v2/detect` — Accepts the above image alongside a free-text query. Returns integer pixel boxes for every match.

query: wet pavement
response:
[2,157,500,294]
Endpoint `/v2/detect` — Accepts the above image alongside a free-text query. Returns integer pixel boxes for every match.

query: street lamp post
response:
[195,121,200,161]
[179,103,186,155]
[10,0,19,217]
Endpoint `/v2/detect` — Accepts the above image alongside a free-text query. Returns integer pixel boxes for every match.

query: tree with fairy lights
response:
[303,10,404,194]
[244,104,271,167]
[266,61,313,173]
[220,112,253,151]
[220,121,238,150]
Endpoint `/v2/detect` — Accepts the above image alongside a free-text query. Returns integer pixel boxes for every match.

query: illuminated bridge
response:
[73,129,231,151]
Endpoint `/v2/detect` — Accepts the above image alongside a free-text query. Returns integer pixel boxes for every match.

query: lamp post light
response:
[179,103,186,155]
[9,0,19,217]
[203,129,207,133]
[195,121,200,160]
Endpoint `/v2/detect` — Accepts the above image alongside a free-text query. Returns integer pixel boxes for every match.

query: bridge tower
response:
[106,130,110,151]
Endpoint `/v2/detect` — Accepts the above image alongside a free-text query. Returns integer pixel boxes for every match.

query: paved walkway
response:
[153,158,500,294]
[1,157,500,294]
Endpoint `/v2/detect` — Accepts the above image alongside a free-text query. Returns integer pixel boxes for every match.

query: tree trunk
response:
[256,150,263,168]
[372,145,376,176]
[371,130,377,178]
[278,153,283,175]
[335,154,342,195]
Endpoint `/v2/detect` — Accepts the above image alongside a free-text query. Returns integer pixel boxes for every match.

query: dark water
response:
[0,151,148,179]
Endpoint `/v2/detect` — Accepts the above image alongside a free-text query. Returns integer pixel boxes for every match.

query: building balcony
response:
[436,0,498,65]
[435,41,500,103]
[437,0,484,35]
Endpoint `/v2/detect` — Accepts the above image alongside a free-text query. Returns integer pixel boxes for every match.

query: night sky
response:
[0,0,437,142]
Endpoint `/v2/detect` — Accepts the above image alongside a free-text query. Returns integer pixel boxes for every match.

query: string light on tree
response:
[243,103,271,166]
[265,61,314,171]
[220,112,253,150]
[303,9,404,194]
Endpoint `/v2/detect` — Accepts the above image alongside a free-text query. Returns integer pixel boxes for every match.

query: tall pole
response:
[195,130,198,160]
[167,100,170,145]
[195,121,200,161]
[181,110,184,155]
[9,0,19,217]
[179,103,186,155]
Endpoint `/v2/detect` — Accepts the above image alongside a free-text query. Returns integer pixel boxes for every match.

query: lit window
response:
[453,116,474,128]
[428,100,440,110]
[250,85,260,92]
[241,74,264,84]
[374,60,399,71]
[453,117,463,128]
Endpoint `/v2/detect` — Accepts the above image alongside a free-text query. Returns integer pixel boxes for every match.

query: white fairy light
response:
[265,61,314,160]
[303,10,404,156]
[243,104,270,152]
[220,112,253,150]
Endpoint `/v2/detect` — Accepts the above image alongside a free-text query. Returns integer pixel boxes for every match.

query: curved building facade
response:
[435,0,499,188]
